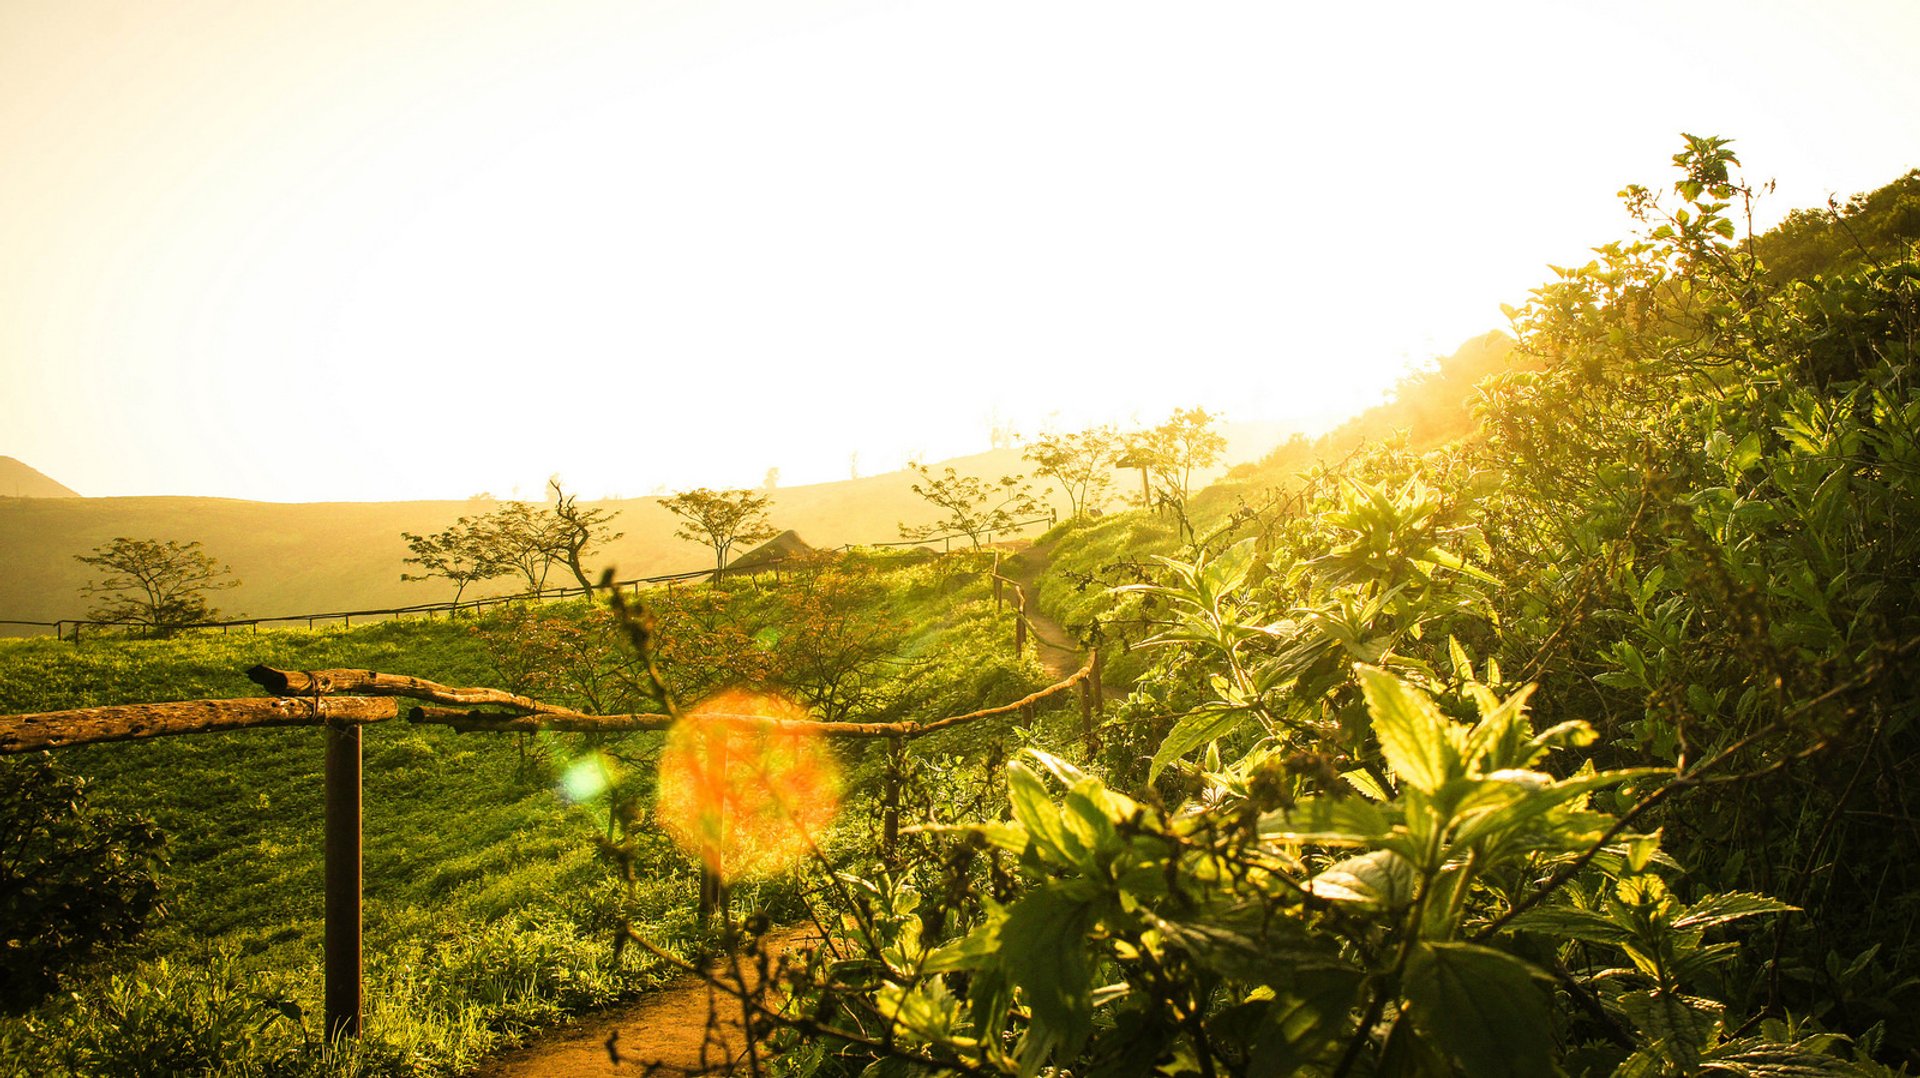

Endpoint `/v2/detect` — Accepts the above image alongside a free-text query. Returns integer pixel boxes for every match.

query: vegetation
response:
[401,484,624,601]
[0,755,163,1012]
[4,137,1917,1076]
[898,463,1043,548]
[74,538,240,632]
[1023,426,1120,518]
[748,138,1920,1075]
[660,487,778,574]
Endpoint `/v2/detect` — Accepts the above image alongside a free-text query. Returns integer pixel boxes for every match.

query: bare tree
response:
[660,488,778,575]
[548,478,623,592]
[74,538,239,633]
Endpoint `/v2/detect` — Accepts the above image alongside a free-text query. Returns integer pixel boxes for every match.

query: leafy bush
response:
[0,754,164,1012]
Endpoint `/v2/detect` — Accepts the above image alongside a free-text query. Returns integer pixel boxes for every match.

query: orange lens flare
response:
[656,689,841,882]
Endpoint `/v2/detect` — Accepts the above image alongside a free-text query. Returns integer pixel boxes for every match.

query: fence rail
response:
[0,640,1100,1038]
[1,514,1057,641]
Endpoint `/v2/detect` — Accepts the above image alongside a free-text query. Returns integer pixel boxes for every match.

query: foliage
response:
[73,537,240,633]
[0,754,164,1013]
[898,463,1043,549]
[1023,426,1120,518]
[400,514,509,603]
[747,138,1919,1075]
[660,487,778,574]
[1133,406,1228,512]
[402,487,622,602]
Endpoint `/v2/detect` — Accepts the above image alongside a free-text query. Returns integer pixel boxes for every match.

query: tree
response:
[547,478,623,592]
[401,514,510,603]
[1137,406,1226,510]
[1022,426,1119,518]
[1,755,164,1012]
[897,464,1042,549]
[481,500,571,594]
[73,537,238,632]
[660,488,777,575]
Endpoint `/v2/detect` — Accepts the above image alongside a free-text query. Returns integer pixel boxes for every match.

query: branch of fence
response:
[1,646,1096,754]
[246,666,594,718]
[0,696,398,753]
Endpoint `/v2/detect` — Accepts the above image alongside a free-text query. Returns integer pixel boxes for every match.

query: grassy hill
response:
[0,456,80,498]
[1,429,1289,632]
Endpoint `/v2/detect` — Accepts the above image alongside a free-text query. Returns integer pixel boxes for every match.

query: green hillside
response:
[2,430,1288,632]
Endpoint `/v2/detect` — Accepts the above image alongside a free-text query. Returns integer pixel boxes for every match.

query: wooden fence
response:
[0,556,1100,1042]
[0,514,1056,641]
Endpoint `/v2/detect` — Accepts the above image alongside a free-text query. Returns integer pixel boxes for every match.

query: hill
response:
[0,426,1288,630]
[0,457,80,498]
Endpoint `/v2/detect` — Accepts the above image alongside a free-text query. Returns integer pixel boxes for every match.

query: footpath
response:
[469,542,1103,1076]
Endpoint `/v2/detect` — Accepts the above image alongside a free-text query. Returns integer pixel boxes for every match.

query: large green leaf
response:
[1698,1035,1861,1076]
[1151,908,1354,982]
[1672,892,1798,930]
[1249,968,1367,1076]
[1618,990,1724,1062]
[1305,849,1415,908]
[1356,665,1457,794]
[1401,941,1554,1078]
[1148,704,1253,781]
[999,886,1097,1064]
[1007,761,1089,870]
[1260,796,1392,846]
[1503,904,1633,946]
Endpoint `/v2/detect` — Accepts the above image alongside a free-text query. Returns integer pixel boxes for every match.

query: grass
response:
[0,551,1069,1076]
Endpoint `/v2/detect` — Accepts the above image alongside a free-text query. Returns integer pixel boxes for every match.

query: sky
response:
[3,0,1917,503]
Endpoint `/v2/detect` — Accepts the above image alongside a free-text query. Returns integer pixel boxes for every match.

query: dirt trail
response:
[1000,542,1082,681]
[472,544,1120,1077]
[468,928,812,1078]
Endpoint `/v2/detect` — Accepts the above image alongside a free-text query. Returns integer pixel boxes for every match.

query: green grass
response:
[0,553,1068,1076]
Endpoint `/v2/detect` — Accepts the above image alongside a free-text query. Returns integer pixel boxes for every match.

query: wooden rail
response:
[0,644,1100,1041]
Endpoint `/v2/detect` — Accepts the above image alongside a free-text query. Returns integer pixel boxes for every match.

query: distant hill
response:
[0,457,80,498]
[0,427,1289,631]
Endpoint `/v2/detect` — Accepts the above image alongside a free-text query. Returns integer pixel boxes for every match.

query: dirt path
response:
[472,545,1117,1076]
[468,929,812,1078]
[1000,542,1081,680]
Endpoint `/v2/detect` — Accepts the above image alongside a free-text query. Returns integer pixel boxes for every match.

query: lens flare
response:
[656,689,841,882]
[558,753,615,804]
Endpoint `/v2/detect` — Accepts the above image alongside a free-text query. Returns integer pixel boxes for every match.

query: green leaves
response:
[999,887,1096,1065]
[1672,892,1799,931]
[1357,664,1460,794]
[1401,942,1555,1078]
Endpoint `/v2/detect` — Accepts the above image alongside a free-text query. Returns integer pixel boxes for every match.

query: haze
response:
[4,0,1917,503]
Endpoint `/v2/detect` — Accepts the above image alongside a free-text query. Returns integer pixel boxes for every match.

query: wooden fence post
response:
[882,735,905,868]
[1079,679,1095,754]
[1091,649,1105,717]
[324,720,363,1040]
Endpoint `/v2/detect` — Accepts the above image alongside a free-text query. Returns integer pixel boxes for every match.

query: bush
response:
[0,754,164,1013]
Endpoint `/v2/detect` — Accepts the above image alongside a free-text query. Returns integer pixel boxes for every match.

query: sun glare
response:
[655,688,842,881]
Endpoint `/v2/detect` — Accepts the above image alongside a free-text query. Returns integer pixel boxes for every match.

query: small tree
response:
[660,488,777,575]
[401,515,509,604]
[898,464,1042,549]
[548,479,623,592]
[1137,406,1226,510]
[74,537,238,632]
[1023,426,1119,518]
[456,500,579,594]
